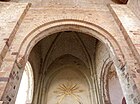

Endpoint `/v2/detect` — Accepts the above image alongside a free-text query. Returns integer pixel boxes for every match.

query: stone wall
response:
[108,64,123,104]
[128,0,140,19]
[0,2,29,66]
[16,0,123,7]
[0,2,30,104]
[0,1,140,104]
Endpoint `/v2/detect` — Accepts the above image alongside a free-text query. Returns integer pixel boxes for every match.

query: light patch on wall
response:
[109,65,123,104]
[15,61,34,104]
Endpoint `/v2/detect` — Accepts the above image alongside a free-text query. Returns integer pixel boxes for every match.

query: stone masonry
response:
[0,0,140,104]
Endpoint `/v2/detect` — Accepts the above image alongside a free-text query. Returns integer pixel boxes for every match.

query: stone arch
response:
[1,19,127,104]
[43,54,91,81]
[15,20,126,103]
[14,20,126,104]
[100,58,124,104]
[17,19,125,69]
[100,58,113,104]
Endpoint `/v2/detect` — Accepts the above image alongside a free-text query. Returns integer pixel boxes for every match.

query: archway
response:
[100,60,125,104]
[18,20,124,69]
[22,30,124,104]
[100,51,127,104]
[2,20,133,104]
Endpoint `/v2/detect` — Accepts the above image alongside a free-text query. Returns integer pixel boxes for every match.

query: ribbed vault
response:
[29,31,97,104]
[27,31,123,104]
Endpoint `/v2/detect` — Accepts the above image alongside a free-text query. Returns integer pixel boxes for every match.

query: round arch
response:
[11,19,127,104]
[16,19,125,69]
[100,59,113,104]
[100,59,124,104]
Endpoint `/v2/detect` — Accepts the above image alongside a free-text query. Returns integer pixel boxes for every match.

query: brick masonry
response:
[0,1,140,104]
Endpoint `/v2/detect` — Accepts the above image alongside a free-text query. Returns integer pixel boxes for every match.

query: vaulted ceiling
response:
[31,31,97,72]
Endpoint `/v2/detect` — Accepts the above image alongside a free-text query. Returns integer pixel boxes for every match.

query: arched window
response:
[15,61,34,104]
